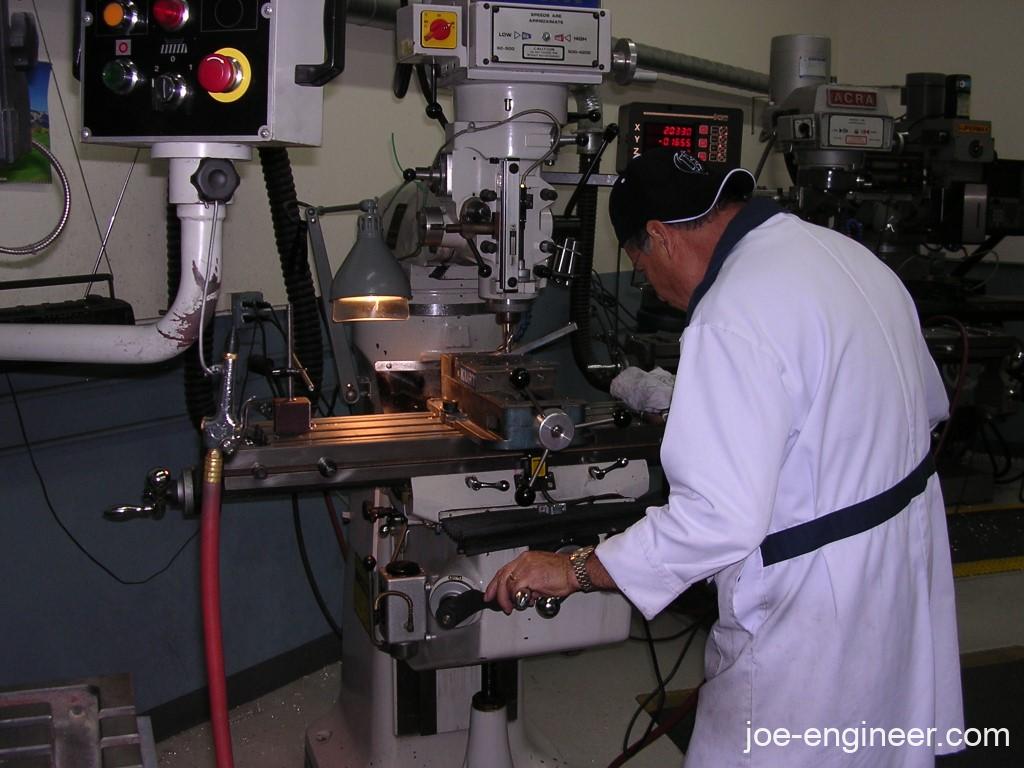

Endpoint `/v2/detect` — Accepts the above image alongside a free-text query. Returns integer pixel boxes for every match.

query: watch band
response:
[570,545,596,593]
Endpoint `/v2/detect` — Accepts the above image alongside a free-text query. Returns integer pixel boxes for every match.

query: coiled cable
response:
[0,140,71,255]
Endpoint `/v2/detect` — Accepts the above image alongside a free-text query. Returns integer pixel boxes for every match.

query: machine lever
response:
[295,0,347,86]
[466,476,511,492]
[436,589,501,629]
[589,457,629,480]
[104,504,157,522]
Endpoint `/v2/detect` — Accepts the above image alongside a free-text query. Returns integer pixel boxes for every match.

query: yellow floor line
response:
[954,556,1024,578]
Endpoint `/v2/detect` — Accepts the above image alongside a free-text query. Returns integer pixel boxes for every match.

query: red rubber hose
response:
[201,449,235,768]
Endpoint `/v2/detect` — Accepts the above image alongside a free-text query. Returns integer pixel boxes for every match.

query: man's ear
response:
[646,220,671,250]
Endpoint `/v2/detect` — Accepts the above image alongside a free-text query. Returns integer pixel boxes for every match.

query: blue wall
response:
[0,320,345,712]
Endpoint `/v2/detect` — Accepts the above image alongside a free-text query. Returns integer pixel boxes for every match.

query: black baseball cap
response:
[609,148,756,247]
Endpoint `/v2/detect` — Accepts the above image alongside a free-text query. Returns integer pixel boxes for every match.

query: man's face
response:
[624,225,697,311]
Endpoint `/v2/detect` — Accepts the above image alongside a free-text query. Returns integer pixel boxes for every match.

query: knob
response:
[101,1,140,32]
[539,188,558,202]
[152,72,189,110]
[479,240,497,254]
[317,457,338,478]
[152,0,189,31]
[101,59,143,95]
[426,17,453,42]
[197,53,242,94]
[515,485,536,507]
[536,596,561,618]
[513,589,531,611]
[480,189,498,202]
[509,368,530,390]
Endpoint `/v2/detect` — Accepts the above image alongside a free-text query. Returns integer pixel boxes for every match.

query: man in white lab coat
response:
[485,148,964,766]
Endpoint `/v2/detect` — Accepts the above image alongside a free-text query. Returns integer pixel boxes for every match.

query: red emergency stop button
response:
[152,0,189,32]
[197,53,241,94]
[427,18,452,42]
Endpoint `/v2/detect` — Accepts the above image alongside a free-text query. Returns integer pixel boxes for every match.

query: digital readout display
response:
[643,121,730,164]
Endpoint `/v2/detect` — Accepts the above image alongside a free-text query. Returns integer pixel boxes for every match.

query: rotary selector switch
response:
[152,72,189,110]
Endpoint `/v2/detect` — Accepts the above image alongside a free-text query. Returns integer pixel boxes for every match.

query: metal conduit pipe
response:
[612,38,770,93]
[346,0,403,27]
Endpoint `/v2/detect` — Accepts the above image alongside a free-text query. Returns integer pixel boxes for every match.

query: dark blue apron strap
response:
[760,453,936,567]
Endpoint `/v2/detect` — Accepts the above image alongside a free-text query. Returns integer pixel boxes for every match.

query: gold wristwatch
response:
[570,545,596,593]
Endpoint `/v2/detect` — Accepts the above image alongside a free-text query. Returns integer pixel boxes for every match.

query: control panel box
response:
[469,2,609,83]
[775,85,894,155]
[399,1,609,85]
[79,0,330,145]
[616,102,744,173]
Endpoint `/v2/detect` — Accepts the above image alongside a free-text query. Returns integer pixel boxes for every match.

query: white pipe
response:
[0,153,236,364]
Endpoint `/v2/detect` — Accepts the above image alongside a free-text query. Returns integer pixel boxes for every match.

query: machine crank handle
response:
[466,476,510,492]
[436,589,562,628]
[576,408,633,431]
[295,0,347,86]
[104,466,200,521]
[436,589,500,629]
[104,503,158,522]
[589,457,629,480]
[563,124,620,218]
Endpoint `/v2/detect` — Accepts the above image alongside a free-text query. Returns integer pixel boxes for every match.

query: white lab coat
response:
[597,206,964,767]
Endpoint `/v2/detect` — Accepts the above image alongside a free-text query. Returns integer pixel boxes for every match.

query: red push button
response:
[427,18,452,42]
[197,54,240,93]
[152,0,189,31]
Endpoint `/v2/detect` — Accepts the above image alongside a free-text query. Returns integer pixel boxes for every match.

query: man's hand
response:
[484,551,577,614]
[484,549,618,614]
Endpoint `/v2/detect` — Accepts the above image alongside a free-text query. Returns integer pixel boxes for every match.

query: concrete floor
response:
[157,610,703,768]
[156,568,1024,767]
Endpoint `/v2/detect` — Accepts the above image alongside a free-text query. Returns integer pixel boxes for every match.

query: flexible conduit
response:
[258,148,324,397]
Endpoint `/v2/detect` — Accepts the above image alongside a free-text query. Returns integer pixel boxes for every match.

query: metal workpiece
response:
[612,37,770,93]
[0,673,157,768]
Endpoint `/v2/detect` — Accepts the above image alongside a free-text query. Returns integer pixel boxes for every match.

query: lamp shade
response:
[330,201,412,322]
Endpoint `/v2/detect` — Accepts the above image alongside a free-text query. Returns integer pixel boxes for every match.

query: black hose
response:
[167,203,217,432]
[258,148,324,397]
[950,235,1003,278]
[569,153,615,391]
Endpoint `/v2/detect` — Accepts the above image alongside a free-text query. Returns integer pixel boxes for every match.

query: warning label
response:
[523,44,565,61]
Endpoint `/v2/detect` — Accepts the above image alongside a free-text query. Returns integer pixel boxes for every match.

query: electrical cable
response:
[0,140,72,255]
[292,494,345,643]
[432,109,563,172]
[753,132,776,182]
[629,617,701,643]
[324,492,349,562]
[197,202,222,377]
[638,618,667,746]
[618,614,707,762]
[85,148,140,291]
[5,373,198,585]
[925,316,970,459]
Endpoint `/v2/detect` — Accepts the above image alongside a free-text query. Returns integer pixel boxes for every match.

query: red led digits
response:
[153,0,189,32]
